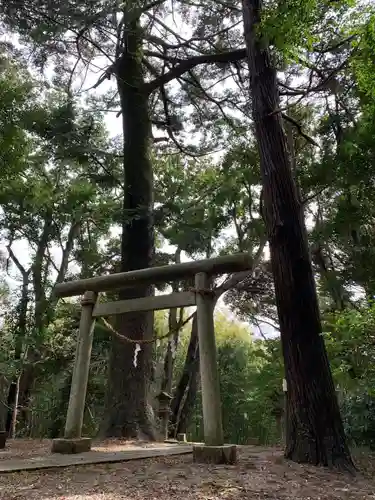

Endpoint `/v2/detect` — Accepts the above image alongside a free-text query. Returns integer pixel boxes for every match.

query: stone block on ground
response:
[193,444,238,464]
[0,431,6,450]
[176,433,187,442]
[51,437,92,454]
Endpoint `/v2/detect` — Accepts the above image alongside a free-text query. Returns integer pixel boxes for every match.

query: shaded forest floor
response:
[1,440,375,499]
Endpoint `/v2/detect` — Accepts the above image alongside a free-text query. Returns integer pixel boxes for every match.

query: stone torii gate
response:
[51,253,252,463]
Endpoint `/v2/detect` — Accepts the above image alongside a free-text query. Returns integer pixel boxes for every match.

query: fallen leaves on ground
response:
[0,442,374,500]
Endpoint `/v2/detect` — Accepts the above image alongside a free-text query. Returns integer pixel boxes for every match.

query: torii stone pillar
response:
[192,272,237,464]
[52,291,97,454]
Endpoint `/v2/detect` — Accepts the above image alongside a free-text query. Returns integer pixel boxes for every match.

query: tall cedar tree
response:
[103,12,246,439]
[103,17,156,438]
[242,0,355,470]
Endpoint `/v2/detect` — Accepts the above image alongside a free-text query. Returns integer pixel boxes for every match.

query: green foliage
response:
[323,305,375,389]
[261,0,356,57]
[0,56,34,181]
[351,14,375,107]
[322,305,375,447]
[181,314,284,445]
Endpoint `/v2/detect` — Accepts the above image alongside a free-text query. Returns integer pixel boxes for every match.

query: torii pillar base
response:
[193,444,238,464]
[51,437,92,454]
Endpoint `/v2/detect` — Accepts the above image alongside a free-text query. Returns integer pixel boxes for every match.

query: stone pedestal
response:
[51,437,92,454]
[193,444,238,464]
[177,433,187,442]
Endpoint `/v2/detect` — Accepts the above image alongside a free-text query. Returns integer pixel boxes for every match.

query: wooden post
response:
[195,272,224,446]
[64,291,97,439]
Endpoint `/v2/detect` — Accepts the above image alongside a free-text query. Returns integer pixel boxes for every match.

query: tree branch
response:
[6,245,30,279]
[143,48,246,94]
[53,220,81,289]
[281,113,321,149]
[313,34,357,54]
[214,238,267,299]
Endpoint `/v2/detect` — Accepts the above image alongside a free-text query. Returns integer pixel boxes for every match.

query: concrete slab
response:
[0,444,193,473]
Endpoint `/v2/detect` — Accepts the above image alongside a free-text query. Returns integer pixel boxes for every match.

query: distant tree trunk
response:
[102,18,155,439]
[9,217,80,436]
[159,299,179,438]
[161,334,176,396]
[49,374,73,438]
[242,0,354,471]
[6,382,17,436]
[169,313,199,437]
[175,351,200,436]
[0,375,7,432]
[12,215,54,435]
[17,372,33,434]
[160,250,182,399]
[6,273,29,437]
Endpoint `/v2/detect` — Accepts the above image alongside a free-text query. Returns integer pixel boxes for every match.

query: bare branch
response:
[144,20,241,52]
[281,113,321,149]
[313,34,357,54]
[143,48,246,94]
[45,246,60,274]
[6,245,30,279]
[302,185,330,205]
[53,220,81,289]
[214,238,267,299]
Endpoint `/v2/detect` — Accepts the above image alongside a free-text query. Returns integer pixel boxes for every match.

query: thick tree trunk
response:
[242,0,354,471]
[102,19,155,439]
[169,313,199,437]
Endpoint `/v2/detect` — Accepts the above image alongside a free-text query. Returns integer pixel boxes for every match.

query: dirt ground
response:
[1,440,375,500]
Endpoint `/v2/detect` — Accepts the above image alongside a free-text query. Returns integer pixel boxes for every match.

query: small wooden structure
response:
[51,253,252,462]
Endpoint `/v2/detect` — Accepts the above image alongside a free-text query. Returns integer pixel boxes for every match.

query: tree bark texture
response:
[242,0,354,470]
[103,18,155,439]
